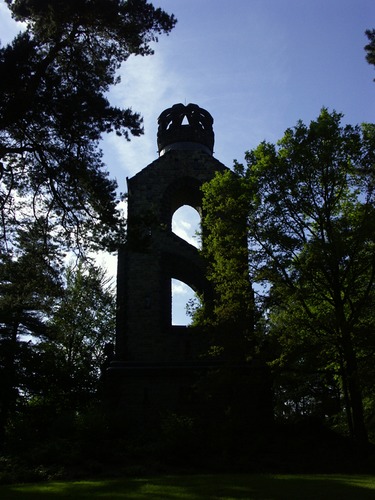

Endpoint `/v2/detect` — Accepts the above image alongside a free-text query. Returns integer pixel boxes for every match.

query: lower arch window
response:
[171,279,197,326]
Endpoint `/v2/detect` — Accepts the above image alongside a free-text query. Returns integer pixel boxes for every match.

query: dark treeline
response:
[198,109,375,456]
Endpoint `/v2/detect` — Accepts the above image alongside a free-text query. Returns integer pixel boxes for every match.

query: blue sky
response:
[1,0,374,323]
[101,0,374,177]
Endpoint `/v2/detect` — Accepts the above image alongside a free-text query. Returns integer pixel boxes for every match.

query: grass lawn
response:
[1,474,375,499]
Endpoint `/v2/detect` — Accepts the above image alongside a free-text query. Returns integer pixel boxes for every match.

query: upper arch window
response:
[172,205,201,249]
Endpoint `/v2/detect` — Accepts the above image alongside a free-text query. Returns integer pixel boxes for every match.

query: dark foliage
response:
[0,0,176,252]
[199,110,375,451]
[365,28,375,79]
[0,223,63,448]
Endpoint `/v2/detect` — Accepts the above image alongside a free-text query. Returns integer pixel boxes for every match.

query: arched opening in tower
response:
[172,205,201,249]
[171,278,201,326]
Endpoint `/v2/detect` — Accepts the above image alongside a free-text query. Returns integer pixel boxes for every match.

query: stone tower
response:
[106,103,272,432]
[107,103,229,417]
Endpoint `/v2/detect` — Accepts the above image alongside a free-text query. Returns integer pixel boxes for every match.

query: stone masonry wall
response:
[116,149,228,363]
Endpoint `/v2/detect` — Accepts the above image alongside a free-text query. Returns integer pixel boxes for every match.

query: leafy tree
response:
[40,259,116,410]
[237,109,375,448]
[200,109,375,449]
[189,169,270,451]
[0,256,115,452]
[0,0,176,252]
[267,291,344,425]
[199,167,255,362]
[0,222,62,448]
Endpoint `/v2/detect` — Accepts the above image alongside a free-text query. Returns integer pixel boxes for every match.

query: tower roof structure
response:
[157,103,214,156]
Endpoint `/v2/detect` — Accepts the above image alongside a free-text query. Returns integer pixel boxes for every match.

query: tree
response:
[238,109,375,448]
[365,29,375,79]
[200,109,375,449]
[0,222,63,448]
[39,260,116,411]
[0,254,115,452]
[188,169,272,451]
[0,0,176,253]
[199,167,255,362]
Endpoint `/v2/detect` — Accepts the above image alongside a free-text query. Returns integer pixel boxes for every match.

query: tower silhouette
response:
[107,104,271,428]
[107,104,227,415]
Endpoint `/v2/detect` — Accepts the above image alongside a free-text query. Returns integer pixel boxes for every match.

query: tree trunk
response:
[0,319,19,450]
[341,332,368,450]
[339,355,354,440]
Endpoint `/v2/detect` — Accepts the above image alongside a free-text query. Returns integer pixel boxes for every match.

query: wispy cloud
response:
[172,280,190,296]
[101,50,190,184]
